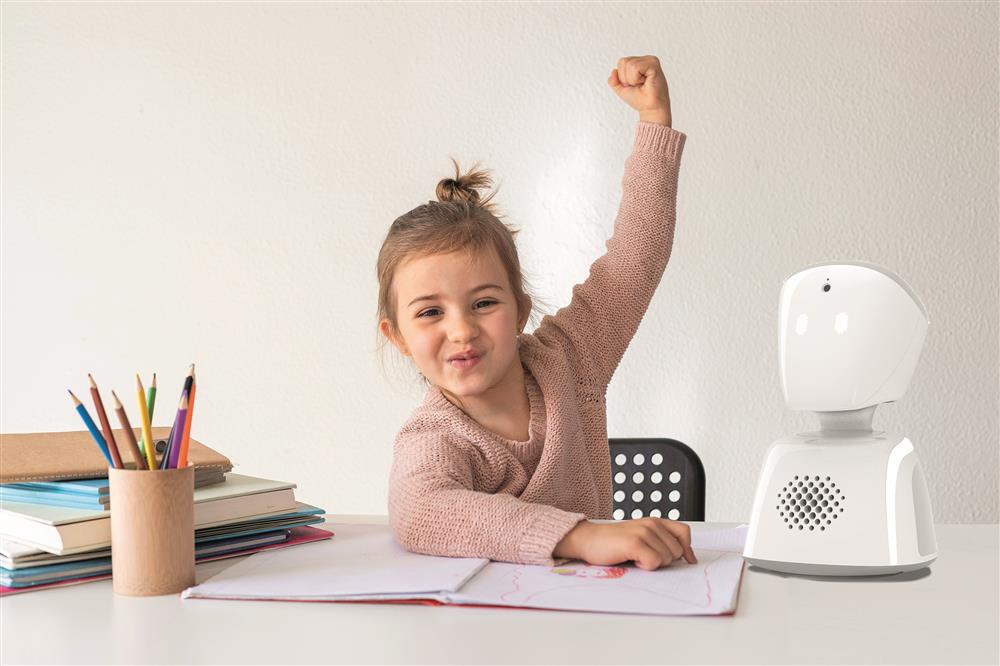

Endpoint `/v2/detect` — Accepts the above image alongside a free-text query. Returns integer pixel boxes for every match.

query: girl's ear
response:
[379,319,410,356]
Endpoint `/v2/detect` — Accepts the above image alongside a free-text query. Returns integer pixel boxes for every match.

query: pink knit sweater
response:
[388,121,686,566]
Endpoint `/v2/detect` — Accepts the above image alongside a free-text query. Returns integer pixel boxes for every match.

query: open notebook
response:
[182,523,748,616]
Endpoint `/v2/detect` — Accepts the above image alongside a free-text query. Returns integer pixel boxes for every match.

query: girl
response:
[376,55,696,571]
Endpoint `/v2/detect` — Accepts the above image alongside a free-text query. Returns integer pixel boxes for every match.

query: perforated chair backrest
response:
[610,438,705,521]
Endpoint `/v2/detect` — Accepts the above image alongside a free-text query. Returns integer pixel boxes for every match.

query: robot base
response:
[744,555,937,577]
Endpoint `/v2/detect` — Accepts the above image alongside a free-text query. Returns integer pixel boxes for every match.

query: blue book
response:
[0,503,327,568]
[1,530,292,587]
[193,504,326,542]
[0,491,108,511]
[1,475,313,555]
[2,472,223,499]
[3,479,110,495]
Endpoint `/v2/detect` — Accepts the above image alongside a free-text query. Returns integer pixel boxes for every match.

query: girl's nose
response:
[447,314,479,343]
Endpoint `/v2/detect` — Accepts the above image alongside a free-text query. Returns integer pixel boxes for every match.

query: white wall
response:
[3,2,996,523]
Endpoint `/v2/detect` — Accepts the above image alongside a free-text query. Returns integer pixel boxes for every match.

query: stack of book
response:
[0,430,332,595]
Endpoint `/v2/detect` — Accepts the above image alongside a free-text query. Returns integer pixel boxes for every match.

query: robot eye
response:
[823,284,831,292]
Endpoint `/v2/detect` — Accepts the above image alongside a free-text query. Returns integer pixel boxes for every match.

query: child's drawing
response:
[449,548,745,615]
[550,565,627,579]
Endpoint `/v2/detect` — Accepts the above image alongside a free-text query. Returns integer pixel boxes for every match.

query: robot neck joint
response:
[814,405,877,432]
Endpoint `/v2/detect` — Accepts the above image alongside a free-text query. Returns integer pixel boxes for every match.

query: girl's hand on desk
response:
[553,517,697,570]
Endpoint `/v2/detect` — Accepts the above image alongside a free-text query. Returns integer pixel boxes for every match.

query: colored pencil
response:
[167,391,188,469]
[161,429,174,468]
[162,366,194,469]
[135,375,157,470]
[110,390,148,470]
[164,370,185,458]
[147,373,157,422]
[158,434,172,469]
[87,374,123,469]
[140,373,157,457]
[173,365,195,463]
[178,367,197,468]
[67,390,112,466]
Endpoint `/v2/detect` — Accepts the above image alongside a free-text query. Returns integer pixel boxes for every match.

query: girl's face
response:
[381,248,528,400]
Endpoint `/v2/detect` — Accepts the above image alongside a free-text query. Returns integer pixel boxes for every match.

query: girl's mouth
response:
[449,355,482,371]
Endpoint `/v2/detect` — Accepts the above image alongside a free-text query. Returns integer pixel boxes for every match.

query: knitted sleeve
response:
[388,432,587,566]
[532,121,686,389]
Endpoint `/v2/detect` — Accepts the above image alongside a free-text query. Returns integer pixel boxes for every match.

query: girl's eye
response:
[417,298,497,317]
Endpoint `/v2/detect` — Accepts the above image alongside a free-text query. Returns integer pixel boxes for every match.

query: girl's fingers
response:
[662,520,698,564]
[618,57,638,87]
[639,521,681,566]
[651,524,685,562]
[635,537,668,570]
[626,65,644,87]
[619,55,657,87]
[616,57,628,85]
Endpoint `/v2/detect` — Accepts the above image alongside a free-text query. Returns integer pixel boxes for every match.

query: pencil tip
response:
[152,373,157,386]
[67,389,79,404]
[111,390,121,407]
[88,374,96,388]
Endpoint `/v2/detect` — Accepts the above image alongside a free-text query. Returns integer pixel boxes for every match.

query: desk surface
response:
[2,517,997,665]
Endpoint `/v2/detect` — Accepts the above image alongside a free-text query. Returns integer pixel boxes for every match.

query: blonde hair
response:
[375,157,546,382]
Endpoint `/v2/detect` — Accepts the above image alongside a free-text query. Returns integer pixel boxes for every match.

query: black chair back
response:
[609,437,705,521]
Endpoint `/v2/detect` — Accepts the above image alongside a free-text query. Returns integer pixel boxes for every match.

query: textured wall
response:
[3,2,996,523]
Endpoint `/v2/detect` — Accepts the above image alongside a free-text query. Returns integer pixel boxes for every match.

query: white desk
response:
[2,517,997,665]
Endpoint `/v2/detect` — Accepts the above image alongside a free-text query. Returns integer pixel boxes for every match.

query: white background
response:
[3,2,996,522]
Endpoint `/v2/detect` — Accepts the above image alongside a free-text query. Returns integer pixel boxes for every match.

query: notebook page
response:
[692,523,749,552]
[182,523,488,601]
[445,524,748,616]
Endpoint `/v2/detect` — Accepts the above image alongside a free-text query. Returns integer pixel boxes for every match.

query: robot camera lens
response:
[822,284,831,292]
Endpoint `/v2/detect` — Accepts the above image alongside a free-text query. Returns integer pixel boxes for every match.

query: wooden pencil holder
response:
[109,465,195,596]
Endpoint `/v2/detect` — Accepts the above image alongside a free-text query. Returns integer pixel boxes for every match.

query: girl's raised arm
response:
[533,57,685,389]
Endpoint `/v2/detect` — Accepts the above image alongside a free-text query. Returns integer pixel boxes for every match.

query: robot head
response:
[779,261,929,412]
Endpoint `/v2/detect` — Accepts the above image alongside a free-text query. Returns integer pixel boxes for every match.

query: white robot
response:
[743,261,937,576]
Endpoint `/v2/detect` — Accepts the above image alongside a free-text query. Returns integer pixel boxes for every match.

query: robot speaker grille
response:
[775,474,845,531]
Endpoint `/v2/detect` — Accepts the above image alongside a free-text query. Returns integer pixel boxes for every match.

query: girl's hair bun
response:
[435,157,499,214]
